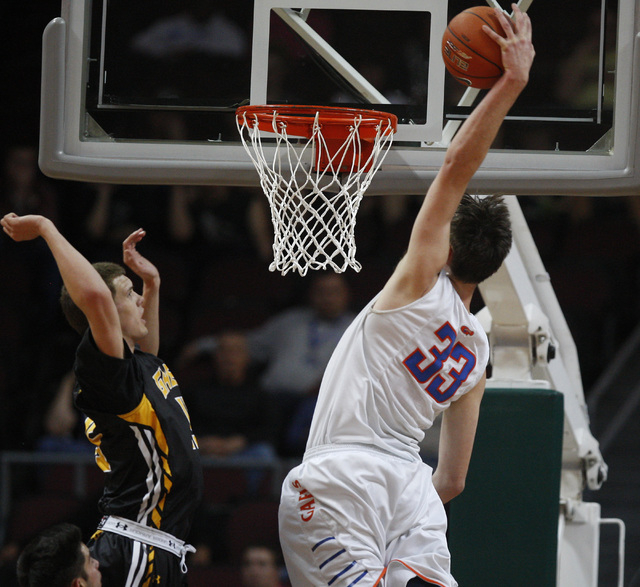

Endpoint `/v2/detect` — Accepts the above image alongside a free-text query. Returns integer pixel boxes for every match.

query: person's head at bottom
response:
[241,544,283,587]
[16,523,101,587]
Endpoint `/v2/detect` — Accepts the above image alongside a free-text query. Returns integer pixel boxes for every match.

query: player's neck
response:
[449,277,476,311]
[123,336,136,354]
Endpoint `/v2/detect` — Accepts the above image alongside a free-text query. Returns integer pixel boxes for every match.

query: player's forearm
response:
[405,72,527,265]
[139,278,160,355]
[442,74,527,189]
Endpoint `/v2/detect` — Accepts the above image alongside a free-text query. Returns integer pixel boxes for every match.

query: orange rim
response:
[236,104,398,140]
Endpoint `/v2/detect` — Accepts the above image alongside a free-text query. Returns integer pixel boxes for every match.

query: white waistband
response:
[304,442,418,463]
[98,516,195,574]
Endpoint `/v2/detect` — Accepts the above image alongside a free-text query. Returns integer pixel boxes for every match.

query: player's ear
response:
[71,578,84,587]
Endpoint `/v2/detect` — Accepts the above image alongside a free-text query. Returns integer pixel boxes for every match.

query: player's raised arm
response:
[1,213,124,357]
[122,228,161,356]
[375,4,534,311]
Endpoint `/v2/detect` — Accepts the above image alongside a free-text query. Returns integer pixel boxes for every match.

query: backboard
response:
[39,0,639,195]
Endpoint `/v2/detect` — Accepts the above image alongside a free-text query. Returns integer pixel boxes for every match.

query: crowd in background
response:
[2,143,640,459]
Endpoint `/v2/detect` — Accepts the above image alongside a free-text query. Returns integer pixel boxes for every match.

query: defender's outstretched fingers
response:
[122,228,146,250]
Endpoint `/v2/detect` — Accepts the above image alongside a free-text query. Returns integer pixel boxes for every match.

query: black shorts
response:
[89,531,188,587]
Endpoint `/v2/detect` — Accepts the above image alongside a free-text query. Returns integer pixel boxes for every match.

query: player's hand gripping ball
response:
[442,6,507,89]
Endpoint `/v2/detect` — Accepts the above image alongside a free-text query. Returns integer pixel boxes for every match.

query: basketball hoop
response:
[236,105,398,276]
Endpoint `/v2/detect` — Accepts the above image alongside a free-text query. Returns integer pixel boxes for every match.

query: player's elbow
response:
[450,477,466,499]
[79,286,113,310]
[73,285,116,325]
[446,478,466,502]
[434,473,466,504]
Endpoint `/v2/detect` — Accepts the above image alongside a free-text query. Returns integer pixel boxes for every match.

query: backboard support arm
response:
[477,195,611,587]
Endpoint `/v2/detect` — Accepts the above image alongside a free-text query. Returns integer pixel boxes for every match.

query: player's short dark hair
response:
[448,194,512,284]
[60,261,126,334]
[16,523,86,587]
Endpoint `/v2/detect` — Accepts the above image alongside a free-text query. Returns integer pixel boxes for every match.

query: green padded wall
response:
[448,388,564,587]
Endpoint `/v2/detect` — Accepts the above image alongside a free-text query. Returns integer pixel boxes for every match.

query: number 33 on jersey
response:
[403,322,477,403]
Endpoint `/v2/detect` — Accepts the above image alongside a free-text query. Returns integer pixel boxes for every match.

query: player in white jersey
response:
[279,5,535,587]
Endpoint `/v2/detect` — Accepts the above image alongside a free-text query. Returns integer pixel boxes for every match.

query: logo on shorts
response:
[292,480,316,522]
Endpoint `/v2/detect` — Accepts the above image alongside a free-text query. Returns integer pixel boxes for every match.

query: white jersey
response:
[306,271,489,461]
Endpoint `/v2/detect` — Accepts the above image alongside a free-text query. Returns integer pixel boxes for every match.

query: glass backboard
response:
[39,0,639,195]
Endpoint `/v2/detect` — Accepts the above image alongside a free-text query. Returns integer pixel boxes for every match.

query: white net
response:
[237,106,396,276]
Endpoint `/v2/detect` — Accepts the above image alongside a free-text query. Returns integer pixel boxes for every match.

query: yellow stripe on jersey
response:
[174,395,200,449]
[142,546,157,587]
[85,418,111,472]
[120,396,173,528]
[120,395,171,457]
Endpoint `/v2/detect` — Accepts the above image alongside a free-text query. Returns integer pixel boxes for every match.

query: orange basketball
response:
[442,6,506,89]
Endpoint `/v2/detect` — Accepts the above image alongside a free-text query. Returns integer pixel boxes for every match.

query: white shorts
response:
[279,445,457,587]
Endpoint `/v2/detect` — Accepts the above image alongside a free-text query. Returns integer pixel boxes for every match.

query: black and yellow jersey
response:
[73,330,203,542]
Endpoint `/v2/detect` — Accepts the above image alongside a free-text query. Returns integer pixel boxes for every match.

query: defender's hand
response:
[1,213,50,242]
[122,228,160,282]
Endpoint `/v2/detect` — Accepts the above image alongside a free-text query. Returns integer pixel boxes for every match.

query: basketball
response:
[442,6,506,89]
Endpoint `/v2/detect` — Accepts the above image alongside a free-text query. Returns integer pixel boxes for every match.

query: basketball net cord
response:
[237,110,396,276]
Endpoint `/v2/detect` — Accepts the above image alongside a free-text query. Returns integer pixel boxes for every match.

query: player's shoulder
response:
[373,261,443,312]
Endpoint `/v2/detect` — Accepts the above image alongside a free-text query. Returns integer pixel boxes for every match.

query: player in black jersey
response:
[2,213,203,587]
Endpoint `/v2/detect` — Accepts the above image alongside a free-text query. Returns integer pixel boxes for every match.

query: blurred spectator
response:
[179,273,355,454]
[555,7,616,111]
[354,193,420,263]
[241,544,289,587]
[283,393,318,458]
[83,182,170,260]
[35,371,93,454]
[521,195,640,391]
[131,3,247,60]
[246,272,353,398]
[331,60,410,105]
[144,110,190,141]
[0,540,20,587]
[181,331,279,491]
[128,1,249,101]
[0,144,58,221]
[0,145,61,301]
[0,145,63,450]
[168,184,270,260]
